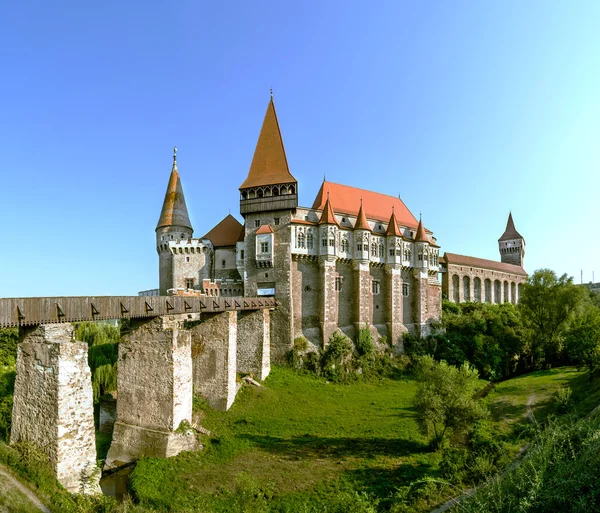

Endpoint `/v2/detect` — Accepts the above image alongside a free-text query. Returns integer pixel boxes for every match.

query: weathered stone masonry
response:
[10,324,101,494]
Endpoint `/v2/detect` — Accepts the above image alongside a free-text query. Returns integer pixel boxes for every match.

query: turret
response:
[239,95,298,216]
[318,193,339,260]
[156,147,194,294]
[498,213,525,266]
[386,208,402,266]
[414,216,430,270]
[354,200,371,262]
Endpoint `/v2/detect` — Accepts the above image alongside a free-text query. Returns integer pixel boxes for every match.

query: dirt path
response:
[526,393,537,425]
[0,465,51,513]
[430,392,538,513]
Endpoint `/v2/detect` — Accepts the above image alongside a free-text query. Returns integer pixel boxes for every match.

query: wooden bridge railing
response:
[0,295,276,328]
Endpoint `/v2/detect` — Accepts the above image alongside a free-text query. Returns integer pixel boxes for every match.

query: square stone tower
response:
[238,96,298,361]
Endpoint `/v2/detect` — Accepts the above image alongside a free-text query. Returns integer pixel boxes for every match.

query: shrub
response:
[356,325,374,356]
[553,386,573,414]
[321,332,354,382]
[0,328,18,368]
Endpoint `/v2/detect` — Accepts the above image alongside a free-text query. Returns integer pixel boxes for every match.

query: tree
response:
[412,356,488,448]
[519,269,587,368]
[564,304,600,376]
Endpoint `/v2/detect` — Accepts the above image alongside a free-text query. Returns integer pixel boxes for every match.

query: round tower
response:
[156,147,194,294]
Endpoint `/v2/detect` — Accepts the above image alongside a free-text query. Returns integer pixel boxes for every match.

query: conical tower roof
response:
[239,96,297,189]
[354,200,371,231]
[156,148,193,232]
[386,209,402,237]
[499,212,523,241]
[415,216,429,242]
[319,194,339,226]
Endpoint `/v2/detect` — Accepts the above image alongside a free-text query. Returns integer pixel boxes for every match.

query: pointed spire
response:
[415,215,428,242]
[239,95,297,189]
[319,193,338,226]
[386,208,402,237]
[354,199,371,231]
[156,148,193,232]
[499,212,523,241]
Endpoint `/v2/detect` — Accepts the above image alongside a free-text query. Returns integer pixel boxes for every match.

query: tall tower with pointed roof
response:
[239,96,298,215]
[498,213,525,267]
[239,96,298,359]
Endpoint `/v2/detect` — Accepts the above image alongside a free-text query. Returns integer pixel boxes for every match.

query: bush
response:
[356,325,374,356]
[0,328,18,367]
[321,332,354,382]
[553,386,573,414]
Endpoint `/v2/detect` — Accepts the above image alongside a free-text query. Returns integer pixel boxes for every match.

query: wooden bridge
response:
[0,295,276,328]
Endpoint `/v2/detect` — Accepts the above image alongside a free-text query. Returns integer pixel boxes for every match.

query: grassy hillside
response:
[128,366,595,512]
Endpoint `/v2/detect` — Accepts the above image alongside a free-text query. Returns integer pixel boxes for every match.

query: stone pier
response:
[190,311,238,411]
[10,324,101,494]
[104,315,198,470]
[237,309,270,381]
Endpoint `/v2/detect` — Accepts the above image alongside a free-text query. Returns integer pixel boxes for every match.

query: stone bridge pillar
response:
[105,315,197,470]
[189,311,238,411]
[237,309,270,381]
[10,324,100,494]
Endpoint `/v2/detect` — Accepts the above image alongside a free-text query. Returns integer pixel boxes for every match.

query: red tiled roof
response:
[354,201,371,231]
[156,159,193,231]
[443,252,527,276]
[386,210,402,237]
[237,223,246,242]
[415,217,428,242]
[311,181,418,228]
[239,98,297,189]
[291,219,318,226]
[319,196,339,226]
[202,214,243,247]
[256,224,274,234]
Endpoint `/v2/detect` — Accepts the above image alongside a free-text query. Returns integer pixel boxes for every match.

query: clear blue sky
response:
[1,1,599,297]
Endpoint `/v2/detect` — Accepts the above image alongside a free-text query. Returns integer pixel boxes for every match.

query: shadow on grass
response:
[344,460,437,505]
[239,433,428,460]
[490,400,525,422]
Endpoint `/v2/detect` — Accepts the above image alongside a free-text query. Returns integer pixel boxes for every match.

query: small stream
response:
[99,465,134,501]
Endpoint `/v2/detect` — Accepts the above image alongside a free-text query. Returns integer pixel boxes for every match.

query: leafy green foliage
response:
[356,325,374,356]
[0,328,18,368]
[0,370,15,441]
[321,332,354,382]
[519,269,588,367]
[564,304,600,375]
[460,414,600,512]
[76,322,119,402]
[412,356,489,448]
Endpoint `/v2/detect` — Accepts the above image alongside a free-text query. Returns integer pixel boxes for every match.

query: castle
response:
[154,97,526,359]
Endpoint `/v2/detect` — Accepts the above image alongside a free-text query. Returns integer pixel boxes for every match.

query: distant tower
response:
[156,147,193,294]
[498,213,525,267]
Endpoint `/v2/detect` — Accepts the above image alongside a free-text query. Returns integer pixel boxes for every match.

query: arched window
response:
[463,276,471,302]
[341,238,349,252]
[474,277,482,302]
[371,242,377,257]
[452,275,460,303]
[484,279,492,303]
[379,243,385,258]
[297,231,305,249]
[307,232,314,250]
